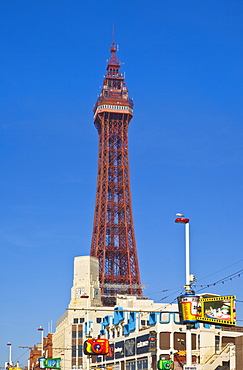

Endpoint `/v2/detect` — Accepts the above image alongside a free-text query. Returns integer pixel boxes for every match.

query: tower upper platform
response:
[94,43,133,120]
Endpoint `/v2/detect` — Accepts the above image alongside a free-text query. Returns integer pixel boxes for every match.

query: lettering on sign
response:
[115,347,123,353]
[137,340,149,348]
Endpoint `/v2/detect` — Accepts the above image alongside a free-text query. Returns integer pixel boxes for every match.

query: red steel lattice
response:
[90,43,142,300]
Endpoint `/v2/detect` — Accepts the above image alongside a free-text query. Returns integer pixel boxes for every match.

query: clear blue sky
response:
[1,0,243,366]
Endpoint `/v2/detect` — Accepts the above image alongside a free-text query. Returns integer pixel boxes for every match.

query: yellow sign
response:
[180,295,199,323]
[197,295,236,326]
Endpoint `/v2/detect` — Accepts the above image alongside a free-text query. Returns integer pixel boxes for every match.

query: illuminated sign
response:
[178,294,199,323]
[106,343,114,360]
[197,295,236,326]
[45,359,61,369]
[38,358,61,369]
[149,331,157,351]
[136,334,149,355]
[115,341,124,359]
[157,359,174,369]
[84,339,110,355]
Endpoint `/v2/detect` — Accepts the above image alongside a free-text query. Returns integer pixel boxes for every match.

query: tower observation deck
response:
[90,43,142,304]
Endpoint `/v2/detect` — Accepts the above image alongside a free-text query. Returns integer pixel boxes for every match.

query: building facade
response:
[29,334,53,370]
[52,256,243,370]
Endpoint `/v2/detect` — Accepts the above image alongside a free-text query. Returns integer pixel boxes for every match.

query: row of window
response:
[72,330,83,339]
[97,105,133,112]
[72,345,82,358]
[73,318,85,324]
[73,317,102,324]
[73,317,149,326]
[126,359,148,370]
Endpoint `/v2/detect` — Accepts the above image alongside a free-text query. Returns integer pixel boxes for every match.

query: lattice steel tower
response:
[90,43,142,303]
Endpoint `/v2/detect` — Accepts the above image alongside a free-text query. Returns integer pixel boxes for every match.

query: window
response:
[126,361,136,370]
[96,318,102,323]
[72,346,76,358]
[72,331,77,339]
[78,345,82,357]
[78,330,83,338]
[215,335,220,352]
[80,318,85,323]
[137,359,148,370]
[141,320,146,326]
[74,318,78,324]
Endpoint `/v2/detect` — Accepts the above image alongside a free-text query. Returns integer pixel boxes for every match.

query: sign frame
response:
[196,295,236,326]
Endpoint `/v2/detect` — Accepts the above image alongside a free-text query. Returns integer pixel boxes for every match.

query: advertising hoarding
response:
[196,295,236,326]
[179,294,199,323]
[149,331,157,352]
[84,339,109,355]
[124,338,135,357]
[136,334,150,355]
[114,341,124,359]
[157,359,174,369]
[45,359,61,369]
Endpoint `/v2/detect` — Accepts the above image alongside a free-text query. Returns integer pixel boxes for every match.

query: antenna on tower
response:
[112,24,115,44]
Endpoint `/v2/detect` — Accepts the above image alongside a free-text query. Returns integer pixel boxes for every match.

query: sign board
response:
[84,339,109,355]
[157,359,174,369]
[124,338,135,357]
[183,366,197,370]
[38,358,61,370]
[196,295,236,326]
[114,341,124,359]
[136,334,150,355]
[179,294,199,323]
[45,358,61,369]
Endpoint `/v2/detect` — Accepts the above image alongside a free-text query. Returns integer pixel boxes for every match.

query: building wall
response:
[29,334,53,370]
[53,256,242,370]
[235,335,243,369]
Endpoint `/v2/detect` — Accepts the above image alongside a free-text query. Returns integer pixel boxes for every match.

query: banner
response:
[196,295,236,326]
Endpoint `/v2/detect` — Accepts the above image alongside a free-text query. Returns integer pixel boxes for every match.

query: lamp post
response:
[175,214,192,367]
[38,326,44,357]
[7,342,12,366]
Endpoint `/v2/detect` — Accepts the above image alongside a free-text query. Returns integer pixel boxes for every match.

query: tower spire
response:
[112,24,115,45]
[90,43,142,305]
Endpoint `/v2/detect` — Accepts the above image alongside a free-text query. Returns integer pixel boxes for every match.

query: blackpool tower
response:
[90,42,142,304]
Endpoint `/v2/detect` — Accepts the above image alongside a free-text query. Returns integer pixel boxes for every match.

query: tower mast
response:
[90,42,142,305]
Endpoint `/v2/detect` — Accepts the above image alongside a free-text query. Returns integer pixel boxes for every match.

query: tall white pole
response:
[185,222,190,291]
[41,330,44,356]
[186,329,192,367]
[175,215,193,368]
[38,327,44,357]
[185,220,192,367]
[7,343,12,365]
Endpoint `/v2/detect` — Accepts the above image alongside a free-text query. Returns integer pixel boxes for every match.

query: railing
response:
[96,94,133,106]
[203,342,234,365]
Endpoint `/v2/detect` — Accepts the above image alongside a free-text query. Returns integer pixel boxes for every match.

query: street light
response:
[7,342,12,366]
[175,213,193,367]
[175,214,191,294]
[38,326,44,357]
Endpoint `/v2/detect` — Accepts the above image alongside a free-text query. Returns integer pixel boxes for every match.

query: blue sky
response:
[1,0,243,365]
